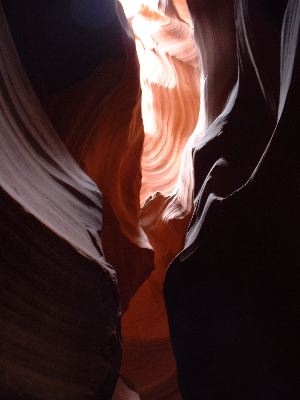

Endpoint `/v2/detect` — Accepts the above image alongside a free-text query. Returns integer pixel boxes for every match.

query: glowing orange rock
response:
[46,1,201,398]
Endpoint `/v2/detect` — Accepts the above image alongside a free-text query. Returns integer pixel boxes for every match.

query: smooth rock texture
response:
[0,2,120,398]
[164,0,299,398]
[113,377,140,400]
[1,0,299,399]
[41,2,199,398]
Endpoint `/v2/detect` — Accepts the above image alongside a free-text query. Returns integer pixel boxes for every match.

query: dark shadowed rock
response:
[0,3,120,398]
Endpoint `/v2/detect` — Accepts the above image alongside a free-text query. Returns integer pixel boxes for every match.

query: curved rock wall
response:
[0,3,120,398]
[0,0,298,399]
[165,1,299,398]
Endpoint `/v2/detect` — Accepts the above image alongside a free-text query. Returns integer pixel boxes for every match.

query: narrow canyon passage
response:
[117,2,200,398]
[0,0,299,399]
[0,0,200,395]
[59,1,202,397]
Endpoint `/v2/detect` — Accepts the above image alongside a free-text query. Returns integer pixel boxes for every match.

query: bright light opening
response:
[118,0,201,213]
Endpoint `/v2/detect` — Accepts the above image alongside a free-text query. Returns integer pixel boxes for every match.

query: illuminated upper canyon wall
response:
[0,0,298,399]
[0,0,239,399]
[55,1,201,399]
[30,1,201,398]
[113,2,201,399]
[118,0,200,211]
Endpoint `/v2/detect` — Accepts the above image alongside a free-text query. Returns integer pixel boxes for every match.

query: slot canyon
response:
[0,0,299,399]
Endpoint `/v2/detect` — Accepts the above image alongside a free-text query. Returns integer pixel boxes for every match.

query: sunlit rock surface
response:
[44,1,200,399]
[0,3,120,399]
[1,0,299,399]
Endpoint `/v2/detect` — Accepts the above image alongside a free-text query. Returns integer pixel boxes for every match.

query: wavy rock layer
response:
[1,0,299,399]
[165,0,299,398]
[0,3,120,399]
[46,1,200,399]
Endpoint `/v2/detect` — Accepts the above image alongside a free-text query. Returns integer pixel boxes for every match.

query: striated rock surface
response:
[43,2,200,398]
[164,0,299,398]
[0,2,120,398]
[1,0,299,399]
